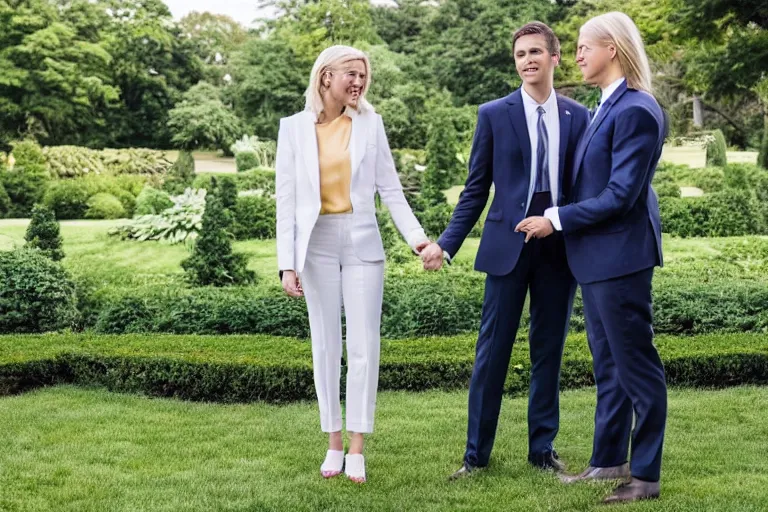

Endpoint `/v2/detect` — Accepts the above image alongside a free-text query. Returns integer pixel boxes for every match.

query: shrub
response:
[699,189,763,236]
[42,175,144,220]
[659,197,695,237]
[0,249,77,333]
[232,194,276,240]
[181,180,256,286]
[0,332,766,403]
[135,186,173,216]
[0,181,10,218]
[654,181,681,199]
[723,163,752,190]
[24,204,64,261]
[162,150,196,195]
[101,148,173,176]
[758,118,768,169]
[42,146,106,178]
[418,201,454,239]
[229,135,276,168]
[109,188,207,245]
[424,106,461,191]
[691,167,725,192]
[706,129,727,167]
[0,164,49,218]
[10,139,46,168]
[85,193,126,220]
[236,151,259,172]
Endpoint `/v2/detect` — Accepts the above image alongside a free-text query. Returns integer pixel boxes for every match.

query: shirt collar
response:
[600,77,626,106]
[521,86,557,113]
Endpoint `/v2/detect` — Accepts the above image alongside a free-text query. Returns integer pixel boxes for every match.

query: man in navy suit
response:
[420,22,589,479]
[516,12,668,504]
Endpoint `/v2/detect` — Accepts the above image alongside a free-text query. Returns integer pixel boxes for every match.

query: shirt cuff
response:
[544,207,562,231]
[443,250,452,265]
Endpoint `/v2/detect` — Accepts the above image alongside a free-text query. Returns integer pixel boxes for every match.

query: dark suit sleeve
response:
[436,107,493,257]
[558,105,660,234]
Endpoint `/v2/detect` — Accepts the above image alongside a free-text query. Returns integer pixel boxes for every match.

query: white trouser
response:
[300,214,384,434]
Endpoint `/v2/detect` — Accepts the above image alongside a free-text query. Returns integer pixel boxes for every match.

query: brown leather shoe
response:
[560,463,630,484]
[602,478,660,504]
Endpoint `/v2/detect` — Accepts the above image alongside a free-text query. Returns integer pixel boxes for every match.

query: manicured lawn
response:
[661,146,758,168]
[0,386,766,511]
[0,220,277,292]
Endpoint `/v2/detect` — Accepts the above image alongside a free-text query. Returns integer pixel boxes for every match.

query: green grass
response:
[0,386,766,511]
[661,146,758,168]
[0,220,277,291]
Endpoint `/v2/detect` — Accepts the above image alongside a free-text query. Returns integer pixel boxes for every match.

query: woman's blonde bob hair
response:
[580,12,653,93]
[304,45,373,116]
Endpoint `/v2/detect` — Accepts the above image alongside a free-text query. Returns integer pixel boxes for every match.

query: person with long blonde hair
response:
[275,45,430,483]
[517,12,668,504]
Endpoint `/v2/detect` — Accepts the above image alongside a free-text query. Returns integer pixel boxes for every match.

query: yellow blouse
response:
[316,114,353,214]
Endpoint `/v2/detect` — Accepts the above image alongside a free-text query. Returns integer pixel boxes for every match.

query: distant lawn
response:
[0,220,277,292]
[0,386,766,511]
[661,146,758,168]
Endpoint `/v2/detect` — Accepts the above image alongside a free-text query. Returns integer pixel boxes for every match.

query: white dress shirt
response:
[544,77,626,230]
[521,86,560,211]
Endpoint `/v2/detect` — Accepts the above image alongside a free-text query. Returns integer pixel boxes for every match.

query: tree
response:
[181,177,255,286]
[101,0,204,148]
[424,103,461,198]
[0,0,119,146]
[228,38,306,140]
[163,151,196,195]
[418,0,558,106]
[25,204,64,261]
[269,0,383,67]
[178,12,248,85]
[167,82,244,154]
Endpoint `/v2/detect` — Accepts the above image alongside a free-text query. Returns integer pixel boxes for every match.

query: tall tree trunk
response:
[692,95,703,128]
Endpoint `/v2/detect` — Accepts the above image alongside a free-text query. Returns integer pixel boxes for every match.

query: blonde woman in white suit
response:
[275,45,430,483]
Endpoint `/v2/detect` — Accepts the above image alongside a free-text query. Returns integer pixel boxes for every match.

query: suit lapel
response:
[571,82,629,187]
[299,111,320,194]
[557,96,571,204]
[505,90,531,185]
[348,108,367,178]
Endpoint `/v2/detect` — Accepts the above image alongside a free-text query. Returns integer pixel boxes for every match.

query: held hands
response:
[515,216,554,243]
[281,270,303,297]
[420,242,444,271]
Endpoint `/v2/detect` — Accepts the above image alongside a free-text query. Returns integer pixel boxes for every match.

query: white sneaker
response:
[320,449,344,478]
[344,453,366,483]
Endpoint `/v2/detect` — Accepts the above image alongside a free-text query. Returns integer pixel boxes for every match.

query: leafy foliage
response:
[0,249,77,333]
[110,188,207,244]
[181,178,256,286]
[24,204,64,261]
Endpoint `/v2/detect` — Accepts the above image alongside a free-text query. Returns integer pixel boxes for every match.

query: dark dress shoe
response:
[528,451,566,472]
[602,478,660,504]
[448,463,481,481]
[560,463,630,484]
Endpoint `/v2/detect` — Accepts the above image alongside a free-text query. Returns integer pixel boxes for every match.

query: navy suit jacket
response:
[559,82,665,284]
[437,88,589,276]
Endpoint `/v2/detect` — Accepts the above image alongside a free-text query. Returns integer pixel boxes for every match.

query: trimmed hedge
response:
[0,333,765,402]
[88,268,768,338]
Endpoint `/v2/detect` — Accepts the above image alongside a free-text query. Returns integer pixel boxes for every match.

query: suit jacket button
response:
[520,202,525,209]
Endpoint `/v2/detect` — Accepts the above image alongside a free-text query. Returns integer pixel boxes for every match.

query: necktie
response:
[534,106,550,194]
[590,100,602,122]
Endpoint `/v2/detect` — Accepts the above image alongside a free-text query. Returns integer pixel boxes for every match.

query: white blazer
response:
[276,107,428,273]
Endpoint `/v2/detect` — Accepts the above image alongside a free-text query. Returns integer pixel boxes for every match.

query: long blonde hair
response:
[304,45,373,116]
[580,12,652,93]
